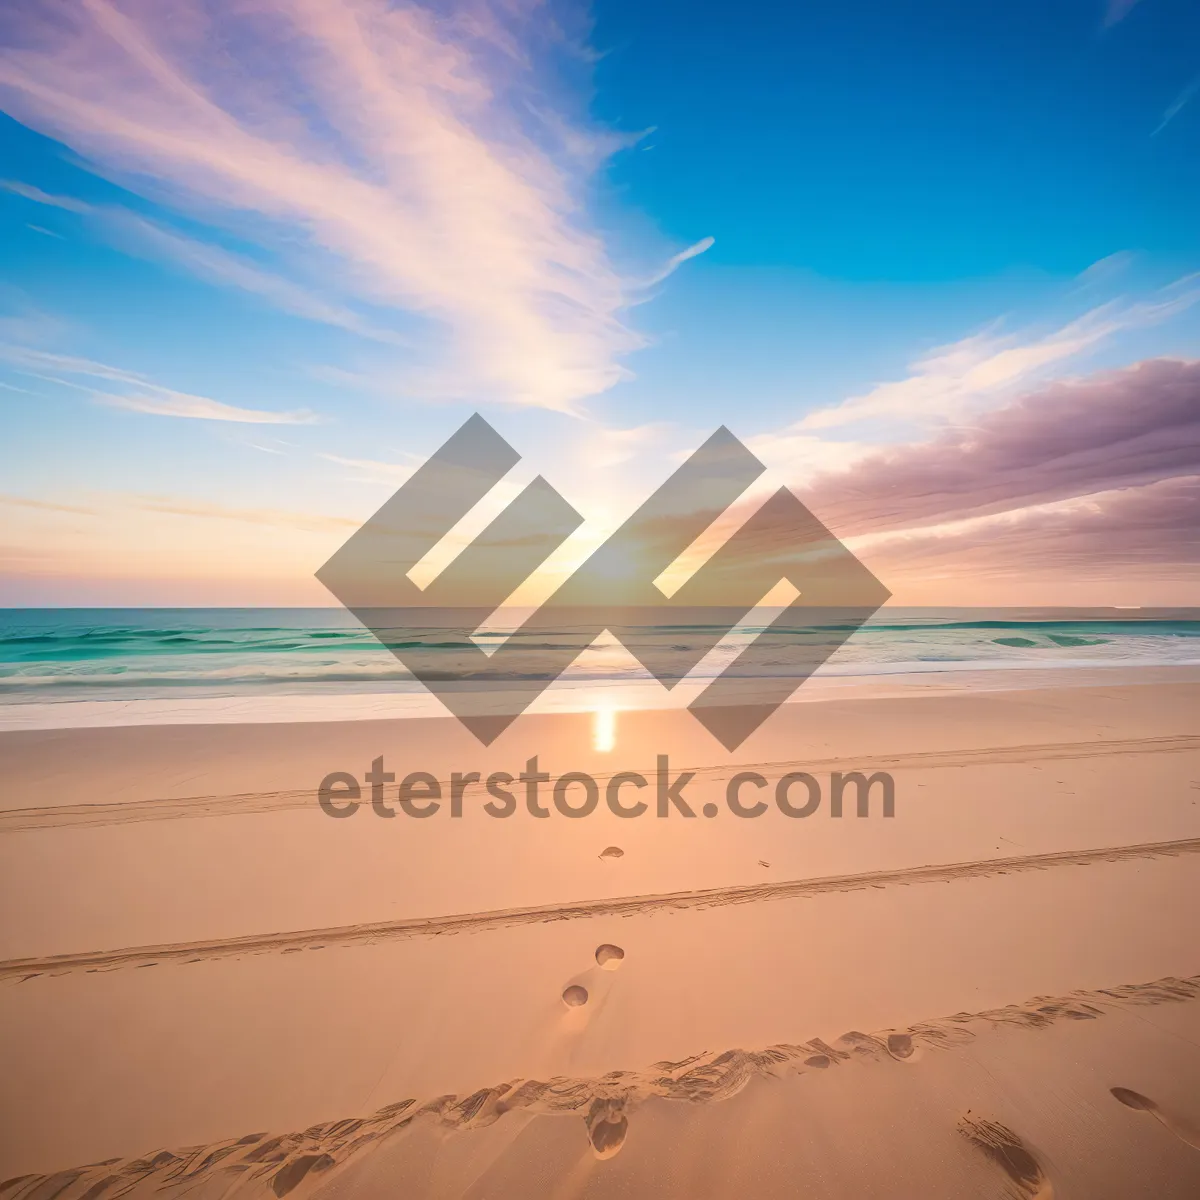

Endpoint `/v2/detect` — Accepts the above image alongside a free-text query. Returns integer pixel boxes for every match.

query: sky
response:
[0,0,1198,607]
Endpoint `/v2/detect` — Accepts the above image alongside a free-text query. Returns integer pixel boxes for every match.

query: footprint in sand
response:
[599,846,624,859]
[595,944,625,971]
[959,1116,1054,1198]
[562,984,589,1007]
[1111,1087,1200,1150]
[885,1033,917,1061]
[585,1099,628,1159]
[271,1153,335,1197]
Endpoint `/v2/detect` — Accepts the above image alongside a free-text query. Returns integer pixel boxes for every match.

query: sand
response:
[1,676,1198,1195]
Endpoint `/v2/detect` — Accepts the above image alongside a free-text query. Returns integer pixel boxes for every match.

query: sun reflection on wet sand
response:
[593,706,617,752]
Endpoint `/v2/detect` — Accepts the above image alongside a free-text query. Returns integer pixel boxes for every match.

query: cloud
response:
[583,420,673,468]
[803,357,1200,538]
[1074,250,1135,287]
[0,544,58,564]
[102,212,412,344]
[0,344,319,423]
[0,304,70,347]
[0,493,97,515]
[867,475,1200,583]
[0,179,92,212]
[3,175,415,341]
[744,429,877,489]
[318,452,417,484]
[791,285,1198,436]
[1153,74,1200,137]
[97,391,320,423]
[128,494,357,532]
[695,353,1200,601]
[0,0,665,413]
[638,236,715,289]
[1103,0,1143,28]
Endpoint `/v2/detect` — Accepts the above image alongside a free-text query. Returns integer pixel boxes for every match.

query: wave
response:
[1,609,1198,704]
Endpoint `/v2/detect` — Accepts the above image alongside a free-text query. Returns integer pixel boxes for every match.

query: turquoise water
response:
[0,608,1198,706]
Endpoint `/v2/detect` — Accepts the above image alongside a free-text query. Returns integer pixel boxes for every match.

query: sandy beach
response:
[2,674,1198,1195]
[4,0,1199,1190]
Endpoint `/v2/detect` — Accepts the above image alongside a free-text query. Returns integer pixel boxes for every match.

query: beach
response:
[2,646,1199,1196]
[4,0,1199,1191]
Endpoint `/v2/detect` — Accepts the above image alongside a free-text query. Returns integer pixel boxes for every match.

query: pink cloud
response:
[870,475,1200,578]
[802,358,1200,538]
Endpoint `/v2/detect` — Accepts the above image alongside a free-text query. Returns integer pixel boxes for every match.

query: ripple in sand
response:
[562,984,589,1007]
[595,944,625,970]
[599,846,623,859]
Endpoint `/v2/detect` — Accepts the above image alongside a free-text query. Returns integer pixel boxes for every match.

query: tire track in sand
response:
[2,732,1198,833]
[3,834,1199,982]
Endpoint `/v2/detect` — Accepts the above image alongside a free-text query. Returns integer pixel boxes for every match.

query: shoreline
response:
[2,661,1198,731]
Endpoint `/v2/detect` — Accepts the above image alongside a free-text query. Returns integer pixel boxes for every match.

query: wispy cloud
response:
[0,493,97,516]
[102,213,413,345]
[318,452,417,484]
[0,0,698,413]
[864,475,1200,591]
[1103,0,1143,28]
[3,176,412,342]
[789,284,1199,436]
[1074,250,1135,287]
[97,391,320,424]
[0,344,319,424]
[1152,74,1200,137]
[637,236,715,289]
[582,420,674,468]
[0,179,91,213]
[128,495,357,532]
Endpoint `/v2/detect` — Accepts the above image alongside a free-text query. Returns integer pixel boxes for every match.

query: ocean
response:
[1,607,1198,729]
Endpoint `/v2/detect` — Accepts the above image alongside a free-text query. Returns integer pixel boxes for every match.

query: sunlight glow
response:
[593,705,618,752]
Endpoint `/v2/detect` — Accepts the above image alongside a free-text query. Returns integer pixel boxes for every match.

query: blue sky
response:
[594,0,1200,279]
[0,0,1198,605]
